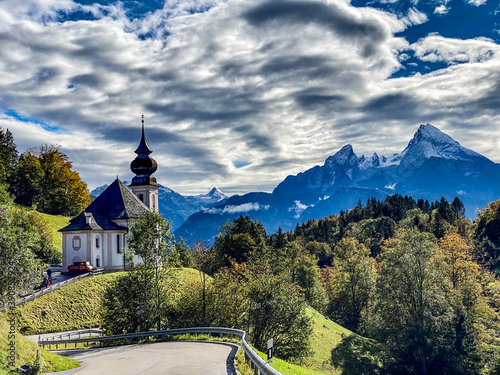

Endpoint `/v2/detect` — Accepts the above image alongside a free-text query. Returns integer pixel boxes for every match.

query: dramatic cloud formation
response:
[0,0,499,195]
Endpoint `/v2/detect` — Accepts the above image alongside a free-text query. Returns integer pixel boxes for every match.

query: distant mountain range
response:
[90,182,228,230]
[174,124,500,243]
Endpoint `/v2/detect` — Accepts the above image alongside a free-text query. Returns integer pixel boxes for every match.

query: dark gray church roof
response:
[59,212,127,232]
[60,179,150,232]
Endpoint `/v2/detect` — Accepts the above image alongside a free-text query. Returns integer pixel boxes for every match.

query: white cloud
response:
[411,35,497,64]
[434,5,449,15]
[402,8,428,26]
[205,202,270,214]
[0,0,499,195]
[288,200,312,219]
[467,0,487,6]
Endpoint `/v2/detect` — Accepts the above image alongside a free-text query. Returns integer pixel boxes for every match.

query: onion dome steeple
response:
[130,115,159,187]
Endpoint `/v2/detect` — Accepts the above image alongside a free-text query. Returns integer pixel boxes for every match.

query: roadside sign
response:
[267,338,273,363]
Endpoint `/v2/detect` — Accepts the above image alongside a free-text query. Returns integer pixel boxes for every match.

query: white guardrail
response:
[39,327,282,375]
[0,273,91,312]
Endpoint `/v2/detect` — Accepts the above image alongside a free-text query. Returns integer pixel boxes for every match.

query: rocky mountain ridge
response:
[175,124,500,243]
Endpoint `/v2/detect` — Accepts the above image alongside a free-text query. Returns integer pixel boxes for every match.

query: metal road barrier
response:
[0,273,91,312]
[39,327,282,375]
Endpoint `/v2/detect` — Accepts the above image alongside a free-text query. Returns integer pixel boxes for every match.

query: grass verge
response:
[0,312,79,374]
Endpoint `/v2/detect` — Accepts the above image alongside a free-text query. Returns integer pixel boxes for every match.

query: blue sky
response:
[1,0,499,194]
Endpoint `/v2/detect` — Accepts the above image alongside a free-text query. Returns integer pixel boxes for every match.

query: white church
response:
[60,117,160,272]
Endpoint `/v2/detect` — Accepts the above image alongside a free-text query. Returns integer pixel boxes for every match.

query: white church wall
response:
[92,232,102,268]
[63,232,88,271]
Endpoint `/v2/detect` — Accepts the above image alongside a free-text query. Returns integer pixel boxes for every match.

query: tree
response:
[191,240,223,325]
[213,216,267,265]
[328,237,375,332]
[247,271,313,361]
[168,238,192,268]
[126,211,174,331]
[473,199,500,266]
[451,197,466,223]
[373,228,453,375]
[12,145,91,216]
[102,212,174,334]
[293,253,327,312]
[167,265,249,330]
[438,233,487,374]
[439,234,477,290]
[305,240,332,266]
[272,227,288,249]
[0,184,51,299]
[0,128,18,185]
[100,271,162,334]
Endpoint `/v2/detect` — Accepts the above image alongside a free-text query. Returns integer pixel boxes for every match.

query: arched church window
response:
[73,236,81,250]
[117,235,121,254]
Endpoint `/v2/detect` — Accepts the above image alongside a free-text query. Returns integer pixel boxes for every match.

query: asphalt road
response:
[45,341,239,375]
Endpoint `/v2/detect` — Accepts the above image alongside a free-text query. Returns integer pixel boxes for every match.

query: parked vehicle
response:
[67,261,95,275]
[47,264,63,272]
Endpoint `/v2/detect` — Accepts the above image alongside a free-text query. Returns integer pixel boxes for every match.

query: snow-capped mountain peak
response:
[197,187,227,202]
[399,124,483,171]
[324,144,358,167]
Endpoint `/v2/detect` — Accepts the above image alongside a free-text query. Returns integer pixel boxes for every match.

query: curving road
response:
[45,341,239,375]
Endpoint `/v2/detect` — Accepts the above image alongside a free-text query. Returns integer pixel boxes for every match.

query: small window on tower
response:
[139,194,144,203]
[117,235,121,254]
[96,237,100,248]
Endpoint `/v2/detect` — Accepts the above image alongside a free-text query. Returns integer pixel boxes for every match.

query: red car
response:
[67,261,95,275]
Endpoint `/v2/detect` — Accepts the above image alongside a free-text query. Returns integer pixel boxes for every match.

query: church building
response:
[60,116,160,272]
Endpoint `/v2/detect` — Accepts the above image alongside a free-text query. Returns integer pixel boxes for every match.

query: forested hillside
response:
[0,126,85,304]
[176,193,500,374]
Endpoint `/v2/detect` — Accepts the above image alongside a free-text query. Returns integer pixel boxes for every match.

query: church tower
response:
[130,115,159,212]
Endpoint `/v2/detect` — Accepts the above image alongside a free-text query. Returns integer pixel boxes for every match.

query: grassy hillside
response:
[16,268,201,335]
[0,312,78,374]
[305,308,384,374]
[306,307,352,374]
[16,267,383,374]
[253,308,383,375]
[16,272,124,335]
[37,212,70,254]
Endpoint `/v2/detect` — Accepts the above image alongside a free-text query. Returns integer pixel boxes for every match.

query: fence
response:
[39,327,282,375]
[0,273,91,312]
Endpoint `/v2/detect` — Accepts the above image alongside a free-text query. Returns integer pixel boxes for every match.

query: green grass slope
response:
[16,272,124,335]
[306,307,353,374]
[0,312,79,374]
[16,268,201,335]
[37,212,70,254]
[305,308,385,375]
[258,308,384,375]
